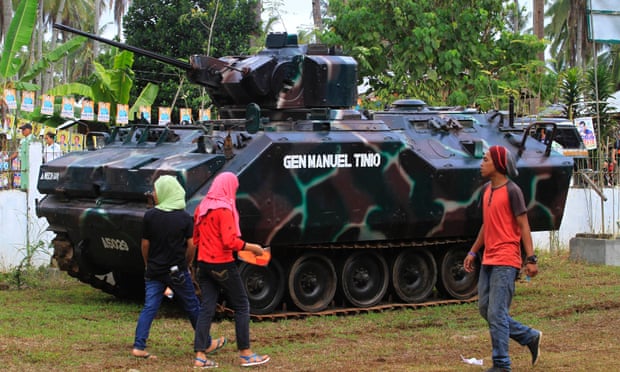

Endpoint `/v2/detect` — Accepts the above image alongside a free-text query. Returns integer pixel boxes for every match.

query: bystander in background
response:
[43,132,62,163]
[9,123,34,191]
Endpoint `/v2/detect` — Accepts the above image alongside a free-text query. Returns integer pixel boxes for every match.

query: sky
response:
[101,0,313,38]
[266,0,313,33]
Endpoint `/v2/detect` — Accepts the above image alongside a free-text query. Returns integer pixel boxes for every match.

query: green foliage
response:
[0,251,618,370]
[0,0,85,92]
[0,0,37,81]
[6,235,51,291]
[323,0,546,110]
[585,63,616,139]
[19,37,87,85]
[559,67,584,119]
[46,50,159,125]
[123,0,260,118]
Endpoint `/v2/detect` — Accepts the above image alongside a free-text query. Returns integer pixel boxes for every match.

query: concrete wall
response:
[0,142,53,270]
[532,186,620,250]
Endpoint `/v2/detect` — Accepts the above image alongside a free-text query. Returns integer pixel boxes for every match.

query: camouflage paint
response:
[36,26,574,311]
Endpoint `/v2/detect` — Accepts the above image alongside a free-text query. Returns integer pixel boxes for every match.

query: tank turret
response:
[54,24,357,122]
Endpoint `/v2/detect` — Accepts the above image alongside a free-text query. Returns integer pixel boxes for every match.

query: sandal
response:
[194,357,218,369]
[205,336,227,355]
[132,349,157,360]
[239,353,270,367]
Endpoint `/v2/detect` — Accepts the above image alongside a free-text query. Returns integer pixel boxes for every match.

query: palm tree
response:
[545,0,592,69]
[312,0,323,41]
[109,0,131,39]
[40,0,97,91]
[1,0,13,43]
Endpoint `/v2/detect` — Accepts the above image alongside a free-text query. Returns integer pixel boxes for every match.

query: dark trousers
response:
[194,261,251,352]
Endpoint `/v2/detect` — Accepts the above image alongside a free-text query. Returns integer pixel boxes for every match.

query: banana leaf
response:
[0,0,37,79]
[129,83,160,120]
[20,36,87,82]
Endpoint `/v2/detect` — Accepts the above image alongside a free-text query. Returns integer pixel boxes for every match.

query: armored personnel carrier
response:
[37,25,573,315]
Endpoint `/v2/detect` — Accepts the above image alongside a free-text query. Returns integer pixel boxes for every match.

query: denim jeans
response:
[478,265,539,370]
[133,268,200,350]
[194,261,250,352]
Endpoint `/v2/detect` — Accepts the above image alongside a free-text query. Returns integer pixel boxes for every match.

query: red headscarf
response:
[195,172,241,236]
[489,145,508,175]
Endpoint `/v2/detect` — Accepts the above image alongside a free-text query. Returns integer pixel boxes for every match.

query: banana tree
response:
[46,49,159,126]
[1,0,85,125]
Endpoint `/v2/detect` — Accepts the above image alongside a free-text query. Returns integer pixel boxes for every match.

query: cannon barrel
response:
[53,23,191,71]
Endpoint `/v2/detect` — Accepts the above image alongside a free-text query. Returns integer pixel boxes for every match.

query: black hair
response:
[46,132,56,140]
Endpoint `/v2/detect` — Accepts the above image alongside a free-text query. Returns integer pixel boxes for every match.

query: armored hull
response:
[37,108,573,313]
[37,26,573,314]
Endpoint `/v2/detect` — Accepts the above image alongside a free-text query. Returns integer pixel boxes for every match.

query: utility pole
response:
[532,0,545,114]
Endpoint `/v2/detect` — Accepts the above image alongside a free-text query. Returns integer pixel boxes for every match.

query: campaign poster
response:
[81,100,95,121]
[575,117,597,150]
[199,108,211,121]
[180,108,192,124]
[41,95,55,115]
[139,106,151,123]
[21,91,35,112]
[57,130,70,153]
[61,97,75,118]
[158,107,171,125]
[4,88,17,109]
[98,102,110,123]
[117,104,129,125]
[71,133,84,152]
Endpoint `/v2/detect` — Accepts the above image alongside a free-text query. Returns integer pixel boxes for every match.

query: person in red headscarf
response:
[463,145,541,372]
[192,172,270,368]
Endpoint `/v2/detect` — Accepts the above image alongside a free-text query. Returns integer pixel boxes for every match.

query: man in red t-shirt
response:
[463,145,541,372]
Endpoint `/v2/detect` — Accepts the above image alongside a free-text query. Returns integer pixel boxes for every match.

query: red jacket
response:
[194,208,246,263]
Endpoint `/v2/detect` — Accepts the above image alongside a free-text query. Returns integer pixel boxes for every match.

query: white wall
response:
[0,142,53,270]
[533,186,620,250]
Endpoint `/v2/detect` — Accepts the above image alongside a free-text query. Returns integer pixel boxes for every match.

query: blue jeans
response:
[194,261,250,352]
[133,268,200,350]
[478,265,539,370]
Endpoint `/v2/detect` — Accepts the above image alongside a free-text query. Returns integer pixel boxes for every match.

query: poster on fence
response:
[575,117,597,150]
[71,134,84,151]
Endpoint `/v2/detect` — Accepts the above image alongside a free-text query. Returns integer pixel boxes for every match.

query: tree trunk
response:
[45,0,68,90]
[37,0,44,92]
[250,0,262,48]
[513,0,520,32]
[532,0,545,114]
[533,0,544,61]
[94,0,101,58]
[312,0,322,41]
[1,0,12,44]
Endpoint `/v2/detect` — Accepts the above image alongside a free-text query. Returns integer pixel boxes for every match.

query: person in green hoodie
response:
[132,175,200,360]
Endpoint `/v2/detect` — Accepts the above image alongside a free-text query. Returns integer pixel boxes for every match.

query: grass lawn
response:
[0,250,618,371]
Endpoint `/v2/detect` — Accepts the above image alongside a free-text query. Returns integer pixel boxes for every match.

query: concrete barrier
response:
[569,234,620,266]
